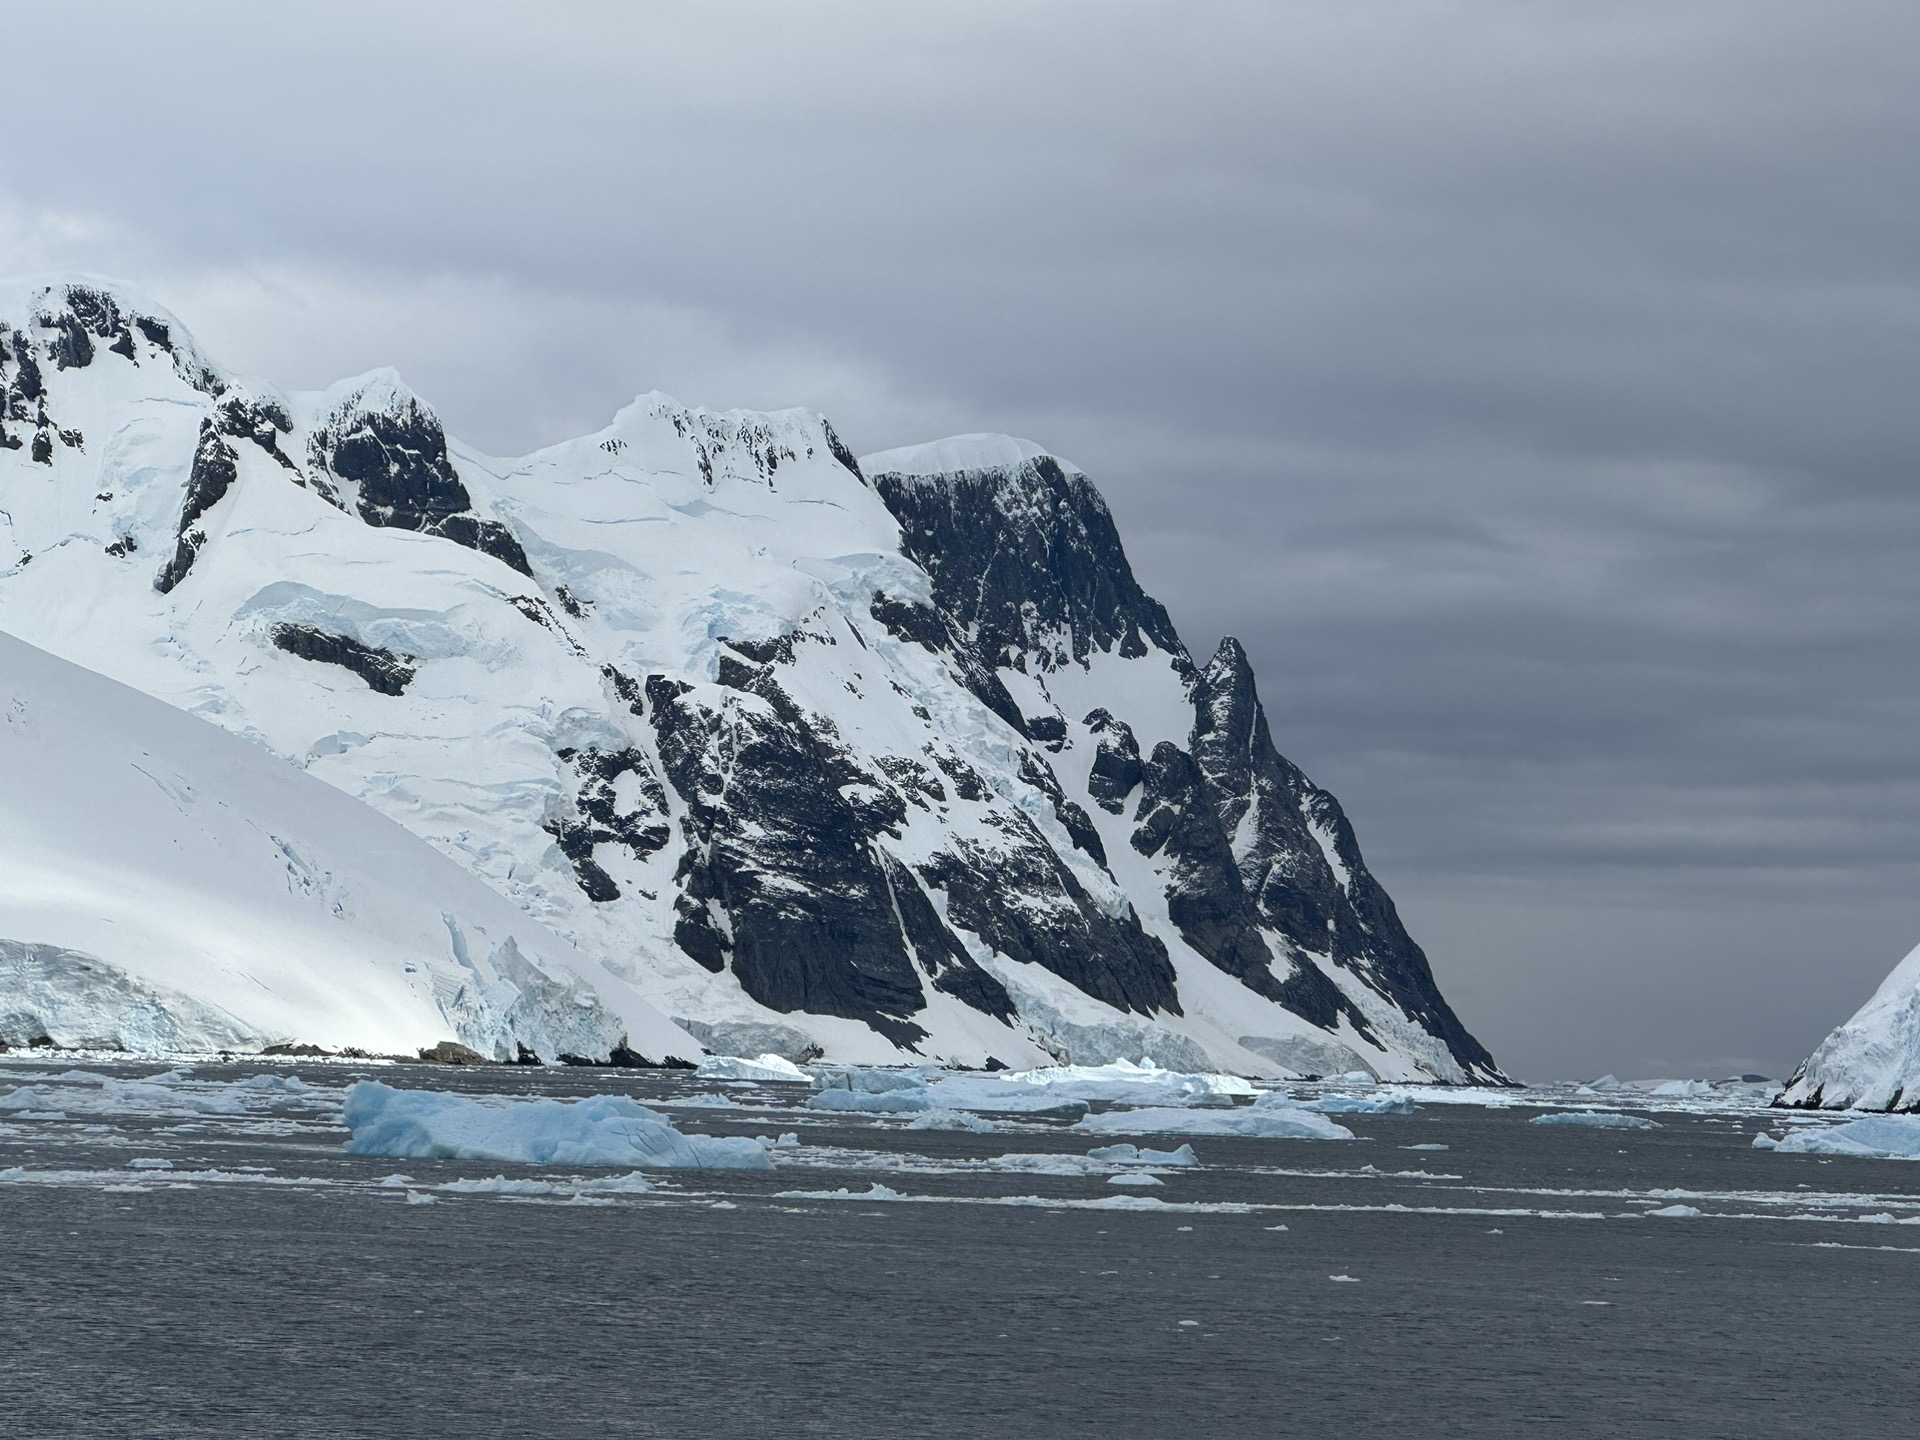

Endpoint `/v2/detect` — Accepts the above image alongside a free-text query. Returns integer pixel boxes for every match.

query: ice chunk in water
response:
[693,1053,809,1083]
[905,1109,996,1133]
[804,1088,934,1114]
[1085,1143,1200,1167]
[1076,1104,1352,1141]
[342,1082,771,1169]
[1756,1114,1920,1159]
[1530,1111,1658,1130]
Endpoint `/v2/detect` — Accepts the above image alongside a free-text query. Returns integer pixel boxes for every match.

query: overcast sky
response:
[7,1,1917,1078]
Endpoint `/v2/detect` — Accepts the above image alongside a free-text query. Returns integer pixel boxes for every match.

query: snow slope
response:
[0,629,696,1062]
[1779,942,1920,1112]
[0,276,1497,1079]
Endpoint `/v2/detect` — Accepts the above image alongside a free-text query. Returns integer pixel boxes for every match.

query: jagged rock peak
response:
[303,367,531,575]
[864,436,1184,671]
[0,273,224,395]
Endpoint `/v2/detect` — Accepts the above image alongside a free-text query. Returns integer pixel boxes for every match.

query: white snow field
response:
[0,276,1492,1079]
[1779,941,1920,1112]
[341,1081,772,1169]
[0,630,696,1063]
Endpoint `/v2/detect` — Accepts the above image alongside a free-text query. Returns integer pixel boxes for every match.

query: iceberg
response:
[904,1109,996,1133]
[1305,1093,1416,1115]
[1651,1079,1715,1098]
[1075,1103,1353,1141]
[810,1068,931,1095]
[1530,1112,1658,1130]
[804,1087,935,1114]
[1754,1114,1920,1159]
[693,1053,810,1083]
[341,1082,772,1169]
[925,1059,1256,1114]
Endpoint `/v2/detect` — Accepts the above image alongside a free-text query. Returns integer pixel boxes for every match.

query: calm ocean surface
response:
[1,1062,1912,1439]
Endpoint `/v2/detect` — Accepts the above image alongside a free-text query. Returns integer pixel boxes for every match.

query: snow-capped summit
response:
[861,432,1084,481]
[1779,941,1920,1111]
[0,276,1499,1079]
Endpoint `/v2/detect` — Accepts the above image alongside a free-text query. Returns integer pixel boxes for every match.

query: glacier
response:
[0,276,1499,1080]
[0,629,694,1062]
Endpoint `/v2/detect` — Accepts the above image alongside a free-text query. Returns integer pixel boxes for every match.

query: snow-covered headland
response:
[1777,941,1920,1112]
[0,277,1497,1082]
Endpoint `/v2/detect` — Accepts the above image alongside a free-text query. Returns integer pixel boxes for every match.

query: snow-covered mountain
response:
[0,276,1499,1080]
[0,629,696,1062]
[1778,941,1920,1111]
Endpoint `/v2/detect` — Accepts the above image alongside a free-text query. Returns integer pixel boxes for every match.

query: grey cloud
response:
[6,1,1920,1077]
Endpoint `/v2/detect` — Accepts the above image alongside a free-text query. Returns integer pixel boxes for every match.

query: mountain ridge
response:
[0,275,1499,1080]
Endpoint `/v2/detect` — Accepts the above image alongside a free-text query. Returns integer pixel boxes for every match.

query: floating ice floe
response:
[804,1087,935,1114]
[341,1082,772,1169]
[1530,1112,1659,1131]
[1085,1143,1200,1167]
[437,1171,657,1197]
[928,1060,1255,1111]
[1754,1114,1920,1159]
[693,1054,810,1083]
[811,1067,932,1095]
[905,1109,996,1133]
[0,1069,328,1120]
[1075,1098,1353,1141]
[1108,1173,1163,1187]
[1304,1093,1416,1115]
[771,1183,1253,1213]
[1645,1204,1703,1218]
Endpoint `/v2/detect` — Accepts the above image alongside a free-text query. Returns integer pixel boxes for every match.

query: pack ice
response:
[0,277,1500,1079]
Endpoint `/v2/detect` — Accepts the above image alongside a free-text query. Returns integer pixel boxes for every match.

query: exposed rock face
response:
[867,441,1499,1081]
[0,282,1499,1080]
[269,625,418,696]
[1185,639,1497,1075]
[307,374,533,575]
[875,452,1182,671]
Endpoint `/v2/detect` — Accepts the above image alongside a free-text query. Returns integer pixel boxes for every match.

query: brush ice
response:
[1530,1112,1659,1131]
[341,1081,772,1169]
[905,1108,996,1132]
[804,1087,935,1114]
[1085,1142,1200,1167]
[1076,1104,1353,1141]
